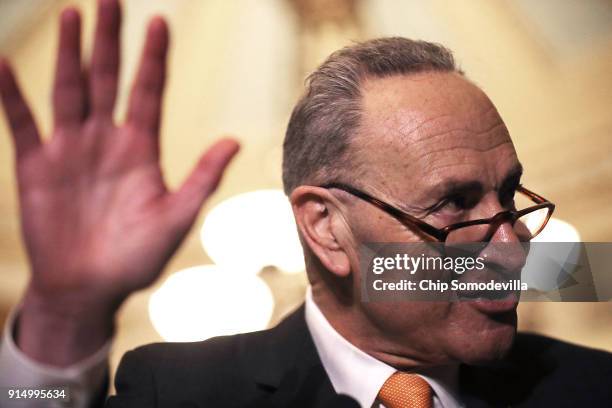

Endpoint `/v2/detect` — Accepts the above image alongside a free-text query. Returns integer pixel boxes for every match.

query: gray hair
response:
[282,37,460,194]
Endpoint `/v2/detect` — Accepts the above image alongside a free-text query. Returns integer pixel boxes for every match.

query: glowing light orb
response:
[201,190,305,274]
[149,265,274,342]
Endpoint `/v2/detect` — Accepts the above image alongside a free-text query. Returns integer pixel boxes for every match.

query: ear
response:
[290,186,352,277]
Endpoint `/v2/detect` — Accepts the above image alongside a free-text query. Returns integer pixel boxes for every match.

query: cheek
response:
[359,301,516,364]
[347,206,431,303]
[348,215,423,296]
[441,303,517,363]
[447,303,517,335]
[361,301,453,339]
[352,209,422,243]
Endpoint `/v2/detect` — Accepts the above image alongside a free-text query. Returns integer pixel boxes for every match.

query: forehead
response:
[356,71,519,199]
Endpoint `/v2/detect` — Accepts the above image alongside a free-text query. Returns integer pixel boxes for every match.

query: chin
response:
[446,309,518,365]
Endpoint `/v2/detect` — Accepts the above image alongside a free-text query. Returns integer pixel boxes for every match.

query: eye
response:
[499,184,521,209]
[432,194,472,214]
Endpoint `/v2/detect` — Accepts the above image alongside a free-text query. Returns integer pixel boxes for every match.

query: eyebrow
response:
[425,163,524,200]
[499,163,524,191]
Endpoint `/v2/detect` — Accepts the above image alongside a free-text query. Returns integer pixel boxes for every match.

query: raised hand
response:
[0,0,239,366]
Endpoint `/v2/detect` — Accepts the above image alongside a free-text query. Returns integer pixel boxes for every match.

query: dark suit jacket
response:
[105,305,612,407]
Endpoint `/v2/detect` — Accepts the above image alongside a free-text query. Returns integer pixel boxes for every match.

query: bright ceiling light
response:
[148,265,274,342]
[201,190,305,274]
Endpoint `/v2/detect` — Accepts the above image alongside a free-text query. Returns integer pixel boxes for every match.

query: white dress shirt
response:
[0,308,110,408]
[305,289,463,408]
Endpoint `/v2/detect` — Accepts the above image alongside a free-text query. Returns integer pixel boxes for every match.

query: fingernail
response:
[149,16,168,31]
[61,7,80,23]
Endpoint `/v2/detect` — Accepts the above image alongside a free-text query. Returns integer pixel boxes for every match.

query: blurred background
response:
[0,0,611,389]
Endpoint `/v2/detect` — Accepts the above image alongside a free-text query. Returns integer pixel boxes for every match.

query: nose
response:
[475,197,528,276]
[485,222,528,276]
[471,194,523,241]
[491,221,522,244]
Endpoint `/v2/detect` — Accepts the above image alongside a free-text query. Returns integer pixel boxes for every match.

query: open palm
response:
[0,1,238,312]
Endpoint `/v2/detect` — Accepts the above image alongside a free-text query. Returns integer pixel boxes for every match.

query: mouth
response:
[458,290,519,314]
[457,286,517,300]
[453,266,522,312]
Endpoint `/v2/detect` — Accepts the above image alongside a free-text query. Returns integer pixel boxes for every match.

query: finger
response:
[171,138,240,219]
[0,60,41,158]
[89,0,121,117]
[126,17,168,135]
[53,7,86,129]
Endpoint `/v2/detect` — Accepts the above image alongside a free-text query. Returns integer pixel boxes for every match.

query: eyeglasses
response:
[320,182,555,243]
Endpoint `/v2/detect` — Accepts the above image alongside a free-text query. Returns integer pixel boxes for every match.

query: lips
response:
[456,284,518,300]
[454,265,521,309]
[464,292,519,314]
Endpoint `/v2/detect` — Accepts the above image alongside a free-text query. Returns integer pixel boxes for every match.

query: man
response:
[1,1,611,407]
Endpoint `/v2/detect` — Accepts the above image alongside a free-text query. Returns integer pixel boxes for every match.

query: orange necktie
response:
[377,372,433,408]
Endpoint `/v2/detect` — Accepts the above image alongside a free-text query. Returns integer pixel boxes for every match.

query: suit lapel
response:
[248,305,340,408]
[458,349,547,408]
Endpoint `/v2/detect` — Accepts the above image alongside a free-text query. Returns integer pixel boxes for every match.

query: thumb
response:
[170,137,240,222]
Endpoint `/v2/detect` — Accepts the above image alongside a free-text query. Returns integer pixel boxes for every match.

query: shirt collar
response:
[304,288,463,408]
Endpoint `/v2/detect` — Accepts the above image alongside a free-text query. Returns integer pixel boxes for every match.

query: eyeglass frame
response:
[319,182,555,242]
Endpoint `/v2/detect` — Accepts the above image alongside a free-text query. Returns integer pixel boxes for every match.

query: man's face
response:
[346,71,524,366]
